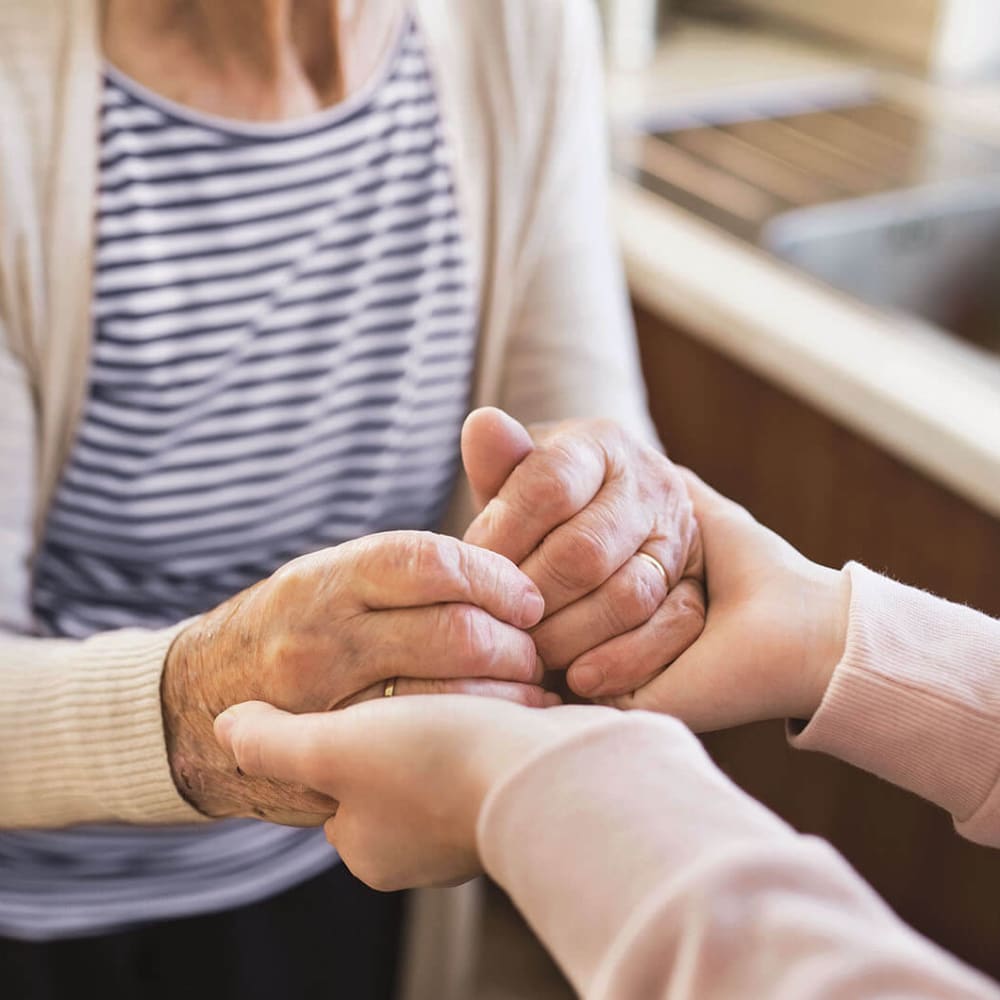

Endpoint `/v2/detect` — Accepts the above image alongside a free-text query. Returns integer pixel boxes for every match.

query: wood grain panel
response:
[635,302,1000,977]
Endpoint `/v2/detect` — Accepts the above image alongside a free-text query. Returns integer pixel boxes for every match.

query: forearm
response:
[0,625,205,828]
[496,0,654,444]
[791,563,1000,846]
[478,714,997,999]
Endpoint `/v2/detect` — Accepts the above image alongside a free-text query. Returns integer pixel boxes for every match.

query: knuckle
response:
[630,562,668,619]
[543,527,617,593]
[536,546,591,594]
[595,590,634,639]
[444,605,493,665]
[272,545,331,583]
[409,532,457,585]
[455,541,497,596]
[519,446,591,521]
[374,531,461,593]
[262,632,303,675]
[566,523,616,573]
[525,466,580,523]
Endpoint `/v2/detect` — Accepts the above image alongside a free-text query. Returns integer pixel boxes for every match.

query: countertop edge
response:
[614,178,1000,520]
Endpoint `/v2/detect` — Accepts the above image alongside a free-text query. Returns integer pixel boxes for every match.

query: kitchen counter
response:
[610,20,1000,518]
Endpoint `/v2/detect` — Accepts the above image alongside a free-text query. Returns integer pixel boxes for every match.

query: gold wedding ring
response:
[637,551,669,587]
[383,677,397,698]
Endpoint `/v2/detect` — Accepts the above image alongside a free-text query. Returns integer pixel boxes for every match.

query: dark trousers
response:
[0,864,405,1000]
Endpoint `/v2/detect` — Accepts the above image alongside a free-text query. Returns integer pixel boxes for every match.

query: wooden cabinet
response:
[635,302,1000,977]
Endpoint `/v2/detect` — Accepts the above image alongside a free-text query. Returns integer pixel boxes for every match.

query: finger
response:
[463,434,606,566]
[461,407,535,510]
[348,532,544,628]
[679,467,756,535]
[341,678,562,709]
[567,577,706,699]
[352,604,543,687]
[518,483,655,616]
[214,701,348,794]
[532,553,669,670]
[599,617,752,730]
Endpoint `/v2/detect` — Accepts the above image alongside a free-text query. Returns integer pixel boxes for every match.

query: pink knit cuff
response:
[790,564,1000,846]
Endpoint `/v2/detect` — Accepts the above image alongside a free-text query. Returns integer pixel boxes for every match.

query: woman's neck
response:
[102,0,400,121]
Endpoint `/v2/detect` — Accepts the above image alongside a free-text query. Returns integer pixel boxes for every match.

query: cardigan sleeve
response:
[0,327,35,635]
[790,563,1000,847]
[478,713,999,999]
[0,625,208,828]
[0,328,204,829]
[494,0,656,443]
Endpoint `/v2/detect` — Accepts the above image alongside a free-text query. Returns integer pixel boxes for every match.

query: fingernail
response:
[213,707,239,745]
[521,589,545,626]
[533,653,547,683]
[571,664,602,697]
[543,692,563,708]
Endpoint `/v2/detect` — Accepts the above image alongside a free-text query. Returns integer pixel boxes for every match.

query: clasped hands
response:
[208,410,853,891]
[164,408,704,823]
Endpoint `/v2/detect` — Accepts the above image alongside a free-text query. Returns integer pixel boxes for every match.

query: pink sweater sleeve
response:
[790,563,1000,846]
[477,713,999,999]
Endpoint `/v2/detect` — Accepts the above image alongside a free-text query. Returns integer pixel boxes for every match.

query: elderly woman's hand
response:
[162,531,552,825]
[601,470,850,730]
[214,696,612,891]
[462,409,705,701]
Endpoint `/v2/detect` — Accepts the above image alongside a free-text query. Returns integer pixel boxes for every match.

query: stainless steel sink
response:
[763,182,1000,354]
[617,94,1000,355]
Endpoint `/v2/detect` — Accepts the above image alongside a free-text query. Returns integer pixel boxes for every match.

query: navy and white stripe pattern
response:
[2,19,478,940]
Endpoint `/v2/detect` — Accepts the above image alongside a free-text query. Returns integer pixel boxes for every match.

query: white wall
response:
[934,0,1000,80]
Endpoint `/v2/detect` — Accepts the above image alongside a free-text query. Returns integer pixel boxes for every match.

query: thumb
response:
[678,467,751,527]
[215,701,344,794]
[461,407,534,511]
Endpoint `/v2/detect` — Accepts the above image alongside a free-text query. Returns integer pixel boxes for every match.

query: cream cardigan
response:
[0,0,653,828]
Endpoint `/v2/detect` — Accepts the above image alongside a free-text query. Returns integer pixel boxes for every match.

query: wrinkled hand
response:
[462,409,705,700]
[214,697,613,891]
[606,470,850,730]
[163,531,551,825]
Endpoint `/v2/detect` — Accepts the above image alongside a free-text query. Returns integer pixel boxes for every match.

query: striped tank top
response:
[0,18,478,940]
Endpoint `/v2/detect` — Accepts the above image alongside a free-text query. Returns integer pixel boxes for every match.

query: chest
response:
[31,27,480,635]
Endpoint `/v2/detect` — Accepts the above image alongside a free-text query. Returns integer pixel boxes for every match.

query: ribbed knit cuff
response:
[2,622,208,828]
[790,564,1000,845]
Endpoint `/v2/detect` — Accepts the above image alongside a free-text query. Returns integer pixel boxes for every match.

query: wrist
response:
[798,564,851,719]
[162,621,246,819]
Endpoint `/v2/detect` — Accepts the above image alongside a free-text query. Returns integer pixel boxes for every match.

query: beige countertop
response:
[610,20,1000,518]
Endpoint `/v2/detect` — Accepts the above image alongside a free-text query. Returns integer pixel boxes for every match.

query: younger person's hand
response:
[601,471,851,731]
[214,697,612,890]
